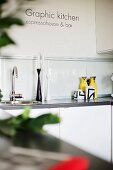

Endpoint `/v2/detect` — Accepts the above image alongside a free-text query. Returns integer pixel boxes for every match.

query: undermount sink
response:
[0,100,41,105]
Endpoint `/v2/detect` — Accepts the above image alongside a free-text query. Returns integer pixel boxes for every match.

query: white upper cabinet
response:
[96,0,113,53]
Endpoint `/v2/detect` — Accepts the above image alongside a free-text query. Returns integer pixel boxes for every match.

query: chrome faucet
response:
[12,66,18,94]
[10,66,22,101]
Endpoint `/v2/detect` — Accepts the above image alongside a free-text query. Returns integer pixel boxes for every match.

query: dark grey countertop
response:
[0,97,112,110]
[1,131,113,170]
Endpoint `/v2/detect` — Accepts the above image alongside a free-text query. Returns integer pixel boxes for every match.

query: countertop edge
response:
[0,98,112,110]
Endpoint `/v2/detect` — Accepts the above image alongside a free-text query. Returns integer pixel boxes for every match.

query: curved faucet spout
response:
[12,66,18,94]
[12,66,18,78]
[10,66,22,101]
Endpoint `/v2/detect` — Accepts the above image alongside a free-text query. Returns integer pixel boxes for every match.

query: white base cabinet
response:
[111,106,113,162]
[60,106,111,162]
[1,105,112,162]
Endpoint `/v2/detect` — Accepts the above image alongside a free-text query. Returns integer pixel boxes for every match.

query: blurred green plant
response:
[0,107,61,137]
[0,0,36,49]
[0,89,3,101]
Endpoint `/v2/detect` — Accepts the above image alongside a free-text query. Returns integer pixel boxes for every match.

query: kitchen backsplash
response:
[0,55,113,101]
[43,57,113,100]
[0,56,38,101]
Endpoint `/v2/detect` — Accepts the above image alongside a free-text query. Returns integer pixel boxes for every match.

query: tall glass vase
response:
[36,69,42,102]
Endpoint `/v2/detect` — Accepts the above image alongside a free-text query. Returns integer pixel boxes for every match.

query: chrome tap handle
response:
[10,93,23,101]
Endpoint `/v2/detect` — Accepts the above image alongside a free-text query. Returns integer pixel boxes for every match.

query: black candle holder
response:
[36,69,42,102]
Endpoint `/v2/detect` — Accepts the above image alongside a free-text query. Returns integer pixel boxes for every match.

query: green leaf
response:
[3,107,30,132]
[0,17,24,29]
[0,32,15,48]
[0,108,61,137]
[27,113,61,132]
[0,118,17,137]
[0,125,16,137]
[22,107,31,119]
[0,90,3,99]
[0,0,8,5]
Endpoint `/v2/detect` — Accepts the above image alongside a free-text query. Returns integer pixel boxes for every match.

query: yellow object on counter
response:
[89,76,97,99]
[79,77,88,92]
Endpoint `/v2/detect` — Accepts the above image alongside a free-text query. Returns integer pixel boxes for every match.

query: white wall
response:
[0,0,113,100]
[1,0,100,57]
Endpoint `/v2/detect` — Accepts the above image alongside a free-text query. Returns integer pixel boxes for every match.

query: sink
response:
[19,101,33,105]
[0,100,41,105]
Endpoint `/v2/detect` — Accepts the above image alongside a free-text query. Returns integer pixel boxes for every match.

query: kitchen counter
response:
[1,131,113,170]
[0,97,112,110]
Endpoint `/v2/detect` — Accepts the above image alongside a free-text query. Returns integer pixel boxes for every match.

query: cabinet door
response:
[112,106,113,162]
[96,0,113,52]
[60,106,111,161]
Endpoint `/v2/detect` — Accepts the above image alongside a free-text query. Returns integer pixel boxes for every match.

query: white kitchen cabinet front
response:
[111,106,113,163]
[60,106,111,162]
[96,0,113,53]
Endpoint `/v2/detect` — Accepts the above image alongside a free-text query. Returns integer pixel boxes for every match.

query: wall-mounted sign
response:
[25,9,80,28]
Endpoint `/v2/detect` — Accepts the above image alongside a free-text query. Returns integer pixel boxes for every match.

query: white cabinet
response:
[2,104,112,161]
[111,106,113,162]
[96,0,113,53]
[60,106,111,161]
